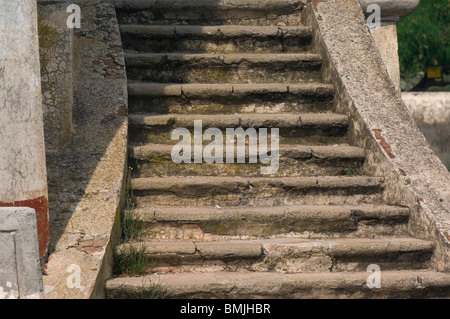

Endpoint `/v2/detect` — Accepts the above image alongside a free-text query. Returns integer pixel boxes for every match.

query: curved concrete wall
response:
[305,0,450,271]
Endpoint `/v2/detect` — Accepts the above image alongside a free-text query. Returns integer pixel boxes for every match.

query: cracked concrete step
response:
[119,25,313,53]
[114,0,306,26]
[115,238,433,273]
[112,0,307,11]
[129,83,334,98]
[128,113,349,145]
[130,144,365,177]
[131,176,385,207]
[105,270,450,299]
[128,204,410,239]
[128,82,335,114]
[125,53,323,83]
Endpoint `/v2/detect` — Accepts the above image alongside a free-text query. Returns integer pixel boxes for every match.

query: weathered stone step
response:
[130,144,365,177]
[120,25,313,53]
[128,82,335,114]
[128,113,348,145]
[128,204,410,239]
[112,0,306,11]
[125,53,322,83]
[131,176,385,207]
[116,238,432,273]
[129,83,334,98]
[105,270,450,299]
[113,0,305,26]
[129,112,347,128]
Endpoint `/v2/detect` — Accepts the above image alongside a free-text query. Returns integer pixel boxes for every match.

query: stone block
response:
[0,207,43,299]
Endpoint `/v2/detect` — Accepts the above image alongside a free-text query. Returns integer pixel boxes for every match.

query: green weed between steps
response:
[122,208,143,243]
[128,281,172,299]
[122,163,144,242]
[114,244,150,276]
[342,169,359,177]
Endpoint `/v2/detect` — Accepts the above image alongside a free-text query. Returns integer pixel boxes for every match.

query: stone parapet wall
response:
[402,92,450,124]
[304,0,450,271]
[39,1,128,298]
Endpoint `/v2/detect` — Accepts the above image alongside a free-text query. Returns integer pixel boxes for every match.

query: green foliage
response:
[341,169,358,177]
[131,283,172,299]
[122,209,143,243]
[114,244,149,275]
[397,0,450,78]
[122,164,143,242]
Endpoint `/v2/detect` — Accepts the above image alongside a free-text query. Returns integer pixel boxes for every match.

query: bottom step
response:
[106,271,450,299]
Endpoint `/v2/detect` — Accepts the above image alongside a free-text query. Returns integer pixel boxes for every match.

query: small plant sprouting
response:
[342,169,359,177]
[132,282,172,299]
[122,208,143,243]
[114,244,149,276]
[122,163,143,242]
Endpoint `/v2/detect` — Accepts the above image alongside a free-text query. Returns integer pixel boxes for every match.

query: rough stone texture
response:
[0,0,50,259]
[38,3,74,150]
[0,208,43,299]
[358,0,421,18]
[128,82,335,115]
[105,0,449,299]
[111,0,306,27]
[130,204,408,240]
[402,92,450,124]
[125,52,322,83]
[106,270,450,299]
[121,24,313,54]
[307,0,450,270]
[115,237,432,274]
[41,2,128,298]
[369,23,400,91]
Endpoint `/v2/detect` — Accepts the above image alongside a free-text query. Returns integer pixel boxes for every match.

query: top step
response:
[111,0,306,11]
[113,0,307,26]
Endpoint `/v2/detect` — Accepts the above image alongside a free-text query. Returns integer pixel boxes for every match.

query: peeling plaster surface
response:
[40,2,128,299]
[0,0,48,203]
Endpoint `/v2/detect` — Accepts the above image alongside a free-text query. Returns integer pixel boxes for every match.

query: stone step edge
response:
[105,270,450,298]
[115,238,433,260]
[124,53,322,67]
[131,176,385,192]
[120,25,313,39]
[112,0,306,11]
[128,83,334,97]
[130,144,365,161]
[128,204,410,224]
[128,113,347,128]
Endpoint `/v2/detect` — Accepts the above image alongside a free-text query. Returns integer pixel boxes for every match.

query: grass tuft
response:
[131,282,172,299]
[114,244,149,276]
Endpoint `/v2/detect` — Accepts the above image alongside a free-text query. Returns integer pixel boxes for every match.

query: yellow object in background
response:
[427,66,443,79]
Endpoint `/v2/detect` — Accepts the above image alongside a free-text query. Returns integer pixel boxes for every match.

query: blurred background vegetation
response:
[397,0,449,171]
[397,0,449,91]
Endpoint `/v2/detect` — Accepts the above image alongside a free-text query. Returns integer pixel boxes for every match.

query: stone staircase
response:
[105,0,450,298]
